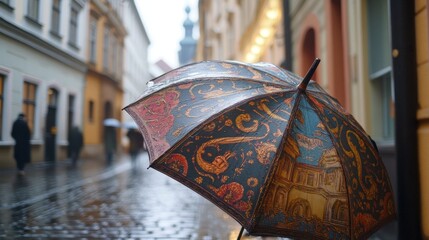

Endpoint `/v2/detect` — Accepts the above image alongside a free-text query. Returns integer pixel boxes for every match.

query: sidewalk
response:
[0,153,132,210]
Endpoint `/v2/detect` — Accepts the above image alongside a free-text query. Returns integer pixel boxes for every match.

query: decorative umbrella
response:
[124,59,396,239]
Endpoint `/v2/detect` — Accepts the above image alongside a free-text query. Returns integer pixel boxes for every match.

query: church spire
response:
[178,5,197,66]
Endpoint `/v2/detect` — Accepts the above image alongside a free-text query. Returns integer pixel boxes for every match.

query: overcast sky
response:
[136,0,199,68]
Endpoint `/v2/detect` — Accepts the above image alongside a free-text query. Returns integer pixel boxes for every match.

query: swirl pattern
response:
[124,61,396,239]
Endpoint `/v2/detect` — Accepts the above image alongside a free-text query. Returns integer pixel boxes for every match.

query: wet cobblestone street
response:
[0,153,269,239]
[0,152,394,239]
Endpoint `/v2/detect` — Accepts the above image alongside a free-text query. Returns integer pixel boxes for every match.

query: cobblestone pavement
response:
[0,152,395,239]
[0,153,281,239]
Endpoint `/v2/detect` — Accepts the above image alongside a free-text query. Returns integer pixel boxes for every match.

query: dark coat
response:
[104,126,117,152]
[127,129,143,156]
[68,126,83,153]
[11,117,31,164]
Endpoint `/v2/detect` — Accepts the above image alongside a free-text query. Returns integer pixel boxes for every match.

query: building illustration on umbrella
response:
[124,59,395,239]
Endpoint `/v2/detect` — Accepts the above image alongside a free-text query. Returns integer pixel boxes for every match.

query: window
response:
[50,0,61,36]
[47,88,58,107]
[367,0,394,141]
[297,171,305,184]
[104,101,112,119]
[27,0,39,21]
[68,1,82,48]
[307,173,314,186]
[0,75,4,140]
[103,26,110,70]
[331,200,349,223]
[111,35,116,74]
[89,16,97,63]
[88,100,94,122]
[23,81,37,137]
[117,44,123,77]
[67,94,75,131]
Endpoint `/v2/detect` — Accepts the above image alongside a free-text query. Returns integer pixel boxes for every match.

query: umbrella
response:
[124,59,396,239]
[103,118,121,127]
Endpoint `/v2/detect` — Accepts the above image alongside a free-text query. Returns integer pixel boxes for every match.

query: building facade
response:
[121,0,150,149]
[196,0,429,238]
[415,0,429,237]
[0,0,88,166]
[82,0,126,158]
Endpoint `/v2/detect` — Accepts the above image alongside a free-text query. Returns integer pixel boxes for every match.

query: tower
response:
[178,6,197,66]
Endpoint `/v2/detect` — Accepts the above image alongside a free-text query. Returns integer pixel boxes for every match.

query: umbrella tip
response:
[298,58,321,92]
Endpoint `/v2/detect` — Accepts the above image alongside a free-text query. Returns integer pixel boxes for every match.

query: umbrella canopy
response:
[124,59,396,239]
[103,118,121,127]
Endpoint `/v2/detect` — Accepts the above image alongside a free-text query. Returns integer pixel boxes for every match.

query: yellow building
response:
[82,0,126,158]
[415,0,429,238]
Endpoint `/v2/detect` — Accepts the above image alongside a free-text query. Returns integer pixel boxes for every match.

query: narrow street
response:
[0,152,394,239]
[0,152,263,239]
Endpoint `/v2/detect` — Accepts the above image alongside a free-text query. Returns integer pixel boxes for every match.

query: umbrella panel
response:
[126,78,289,163]
[309,96,396,239]
[254,96,349,239]
[152,91,298,228]
[252,96,395,239]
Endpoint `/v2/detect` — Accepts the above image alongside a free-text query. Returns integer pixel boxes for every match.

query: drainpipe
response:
[390,0,421,239]
[282,0,292,70]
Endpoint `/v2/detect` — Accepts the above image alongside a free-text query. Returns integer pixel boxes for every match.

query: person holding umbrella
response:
[103,118,119,165]
[11,113,31,175]
[126,128,144,164]
[68,125,83,165]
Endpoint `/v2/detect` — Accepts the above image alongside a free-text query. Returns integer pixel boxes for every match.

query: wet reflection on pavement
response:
[0,153,285,239]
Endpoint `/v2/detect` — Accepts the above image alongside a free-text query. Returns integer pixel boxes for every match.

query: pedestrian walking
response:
[104,126,117,165]
[126,128,144,164]
[11,113,31,175]
[68,126,83,165]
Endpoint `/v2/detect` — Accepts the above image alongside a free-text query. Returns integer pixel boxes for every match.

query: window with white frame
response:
[117,43,123,77]
[103,26,110,70]
[27,0,40,22]
[366,0,395,141]
[50,0,61,36]
[68,0,82,48]
[23,81,37,138]
[111,35,117,75]
[89,15,97,63]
